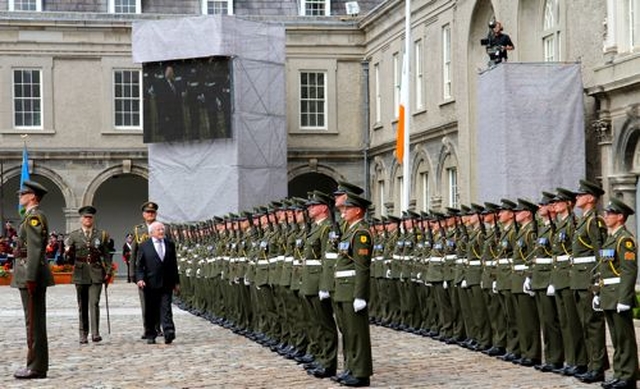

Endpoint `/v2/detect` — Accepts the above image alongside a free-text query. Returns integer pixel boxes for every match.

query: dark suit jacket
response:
[135,238,179,290]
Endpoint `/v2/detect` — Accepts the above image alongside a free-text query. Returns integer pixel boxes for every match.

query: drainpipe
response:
[362,59,370,199]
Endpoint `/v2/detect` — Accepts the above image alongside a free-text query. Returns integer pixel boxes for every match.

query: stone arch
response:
[287,163,344,183]
[435,137,460,192]
[83,164,149,206]
[411,144,435,211]
[370,156,389,216]
[615,109,640,174]
[31,165,75,209]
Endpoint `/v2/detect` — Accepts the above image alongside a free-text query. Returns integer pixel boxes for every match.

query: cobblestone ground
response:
[0,282,628,388]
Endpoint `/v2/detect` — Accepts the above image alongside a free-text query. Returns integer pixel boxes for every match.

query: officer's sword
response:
[104,282,111,334]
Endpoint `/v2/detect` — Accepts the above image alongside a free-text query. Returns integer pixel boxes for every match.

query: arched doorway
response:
[1,174,66,234]
[288,172,337,198]
[92,174,148,277]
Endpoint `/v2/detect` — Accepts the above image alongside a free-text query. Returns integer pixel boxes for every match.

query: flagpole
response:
[401,0,411,212]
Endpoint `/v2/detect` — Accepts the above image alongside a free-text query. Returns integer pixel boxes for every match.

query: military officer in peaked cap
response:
[12,180,54,379]
[333,193,373,387]
[598,198,638,389]
[65,206,112,344]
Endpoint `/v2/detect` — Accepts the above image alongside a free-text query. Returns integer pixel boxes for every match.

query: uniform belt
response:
[76,257,98,264]
[305,260,322,266]
[455,259,467,265]
[534,257,552,265]
[276,255,285,262]
[325,252,338,260]
[293,260,302,266]
[556,255,570,262]
[257,260,269,265]
[404,256,415,261]
[468,260,482,266]
[430,257,443,263]
[445,255,456,260]
[335,270,356,278]
[284,256,294,263]
[222,256,230,261]
[572,256,596,264]
[513,264,529,271]
[229,258,236,263]
[498,258,512,265]
[393,255,403,260]
[602,277,621,285]
[486,260,496,267]
[374,256,384,261]
[237,257,247,262]
[268,257,279,264]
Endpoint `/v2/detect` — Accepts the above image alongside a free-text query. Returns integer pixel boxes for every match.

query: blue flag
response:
[19,145,30,215]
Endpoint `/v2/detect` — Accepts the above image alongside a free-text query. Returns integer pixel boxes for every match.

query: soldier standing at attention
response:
[12,180,54,379]
[132,201,161,339]
[64,206,112,344]
[333,192,373,387]
[598,198,638,389]
[571,180,609,384]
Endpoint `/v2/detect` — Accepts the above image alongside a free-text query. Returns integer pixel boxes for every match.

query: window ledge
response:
[413,108,427,116]
[0,129,55,135]
[372,122,384,131]
[102,129,143,135]
[439,98,455,107]
[290,129,338,135]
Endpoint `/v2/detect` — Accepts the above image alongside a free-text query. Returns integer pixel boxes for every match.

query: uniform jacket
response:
[66,228,111,284]
[570,209,605,290]
[598,226,637,310]
[11,206,54,288]
[301,218,330,296]
[333,219,372,303]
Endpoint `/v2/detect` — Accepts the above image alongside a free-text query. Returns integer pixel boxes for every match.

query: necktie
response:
[155,239,164,261]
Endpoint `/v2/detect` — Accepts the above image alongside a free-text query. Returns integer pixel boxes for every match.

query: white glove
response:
[523,277,535,297]
[460,280,468,288]
[617,303,631,313]
[592,295,602,312]
[443,280,448,289]
[385,269,392,278]
[353,298,367,312]
[492,280,498,294]
[243,278,250,286]
[546,284,555,296]
[319,290,330,300]
[416,272,422,280]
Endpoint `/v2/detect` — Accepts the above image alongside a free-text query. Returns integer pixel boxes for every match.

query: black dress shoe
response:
[308,367,337,378]
[92,335,102,343]
[567,365,588,376]
[608,379,637,389]
[483,346,506,356]
[518,358,541,367]
[340,374,370,387]
[146,338,156,344]
[14,368,47,379]
[536,362,563,372]
[331,370,351,382]
[577,370,605,383]
[295,354,314,364]
[603,378,620,389]
[79,337,88,344]
[303,361,320,371]
[498,352,518,362]
[140,334,147,340]
[164,335,175,344]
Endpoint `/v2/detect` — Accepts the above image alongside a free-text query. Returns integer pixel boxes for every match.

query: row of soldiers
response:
[172,179,638,389]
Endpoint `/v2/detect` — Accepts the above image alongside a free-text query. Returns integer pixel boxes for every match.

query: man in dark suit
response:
[135,221,180,344]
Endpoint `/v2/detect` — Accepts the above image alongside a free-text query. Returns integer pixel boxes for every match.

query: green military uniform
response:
[598,198,638,387]
[11,180,54,379]
[333,194,373,385]
[65,205,111,343]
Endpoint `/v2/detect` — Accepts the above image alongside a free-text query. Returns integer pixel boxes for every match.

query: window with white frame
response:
[9,0,41,11]
[627,0,640,50]
[374,63,381,124]
[301,0,330,16]
[109,0,140,14]
[420,171,430,211]
[202,0,233,15]
[442,24,452,100]
[114,70,142,129]
[300,71,327,130]
[542,0,561,61]
[13,69,42,128]
[447,167,458,208]
[378,180,386,216]
[393,52,400,118]
[414,39,424,110]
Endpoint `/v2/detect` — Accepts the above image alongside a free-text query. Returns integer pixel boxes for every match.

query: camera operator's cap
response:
[78,205,97,216]
[514,198,539,213]
[141,201,159,212]
[554,187,577,203]
[19,180,48,198]
[499,198,517,211]
[605,197,635,216]
[576,179,605,198]
[333,181,364,196]
[305,190,332,207]
[342,192,371,209]
[471,203,485,214]
[537,192,556,206]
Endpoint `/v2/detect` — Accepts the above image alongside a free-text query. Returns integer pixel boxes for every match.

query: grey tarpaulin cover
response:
[476,63,586,203]
[133,16,287,222]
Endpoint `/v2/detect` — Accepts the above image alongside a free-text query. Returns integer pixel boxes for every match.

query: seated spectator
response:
[4,221,16,239]
[45,234,59,263]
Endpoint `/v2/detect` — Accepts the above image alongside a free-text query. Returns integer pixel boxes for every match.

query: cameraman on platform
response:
[482,20,514,66]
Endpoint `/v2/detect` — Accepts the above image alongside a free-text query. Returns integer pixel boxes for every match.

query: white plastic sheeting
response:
[476,63,586,203]
[134,16,287,222]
